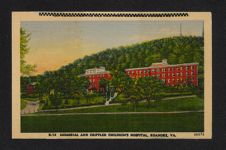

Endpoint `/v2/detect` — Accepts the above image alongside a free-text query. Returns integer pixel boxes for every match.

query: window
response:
[162,68,166,72]
[168,68,170,71]
[191,66,193,69]
[162,79,165,83]
[176,73,179,76]
[186,72,189,75]
[157,74,160,78]
[152,69,155,72]
[144,70,146,73]
[172,73,175,77]
[180,66,183,70]
[168,73,170,76]
[162,74,165,77]
[191,71,193,75]
[156,68,160,72]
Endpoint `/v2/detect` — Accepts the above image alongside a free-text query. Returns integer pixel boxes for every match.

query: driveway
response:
[21,101,40,115]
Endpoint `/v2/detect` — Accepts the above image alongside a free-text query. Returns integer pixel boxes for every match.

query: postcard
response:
[12,12,212,139]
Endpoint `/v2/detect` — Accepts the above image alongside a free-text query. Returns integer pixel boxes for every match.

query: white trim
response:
[80,71,111,76]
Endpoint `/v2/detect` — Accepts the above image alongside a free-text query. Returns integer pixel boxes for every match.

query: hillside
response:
[21,36,204,109]
[57,36,203,76]
[22,36,204,86]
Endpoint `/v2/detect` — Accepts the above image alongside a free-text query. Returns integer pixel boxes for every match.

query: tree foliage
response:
[21,36,204,108]
[20,28,36,76]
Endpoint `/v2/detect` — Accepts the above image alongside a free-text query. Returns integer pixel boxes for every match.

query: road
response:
[22,110,203,117]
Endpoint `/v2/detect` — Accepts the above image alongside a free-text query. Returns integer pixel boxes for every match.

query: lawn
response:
[21,112,204,132]
[22,97,39,102]
[65,96,105,106]
[38,96,203,114]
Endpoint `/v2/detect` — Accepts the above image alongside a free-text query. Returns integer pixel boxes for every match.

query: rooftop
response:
[125,59,198,71]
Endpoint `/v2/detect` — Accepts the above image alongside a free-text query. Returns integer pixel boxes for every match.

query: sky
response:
[21,20,203,75]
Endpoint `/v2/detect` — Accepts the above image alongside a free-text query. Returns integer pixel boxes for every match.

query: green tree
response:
[49,93,61,109]
[121,79,138,111]
[20,28,36,76]
[136,77,163,108]
[111,71,132,95]
[99,78,110,94]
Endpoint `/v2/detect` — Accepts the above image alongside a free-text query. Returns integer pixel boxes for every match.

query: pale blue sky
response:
[21,20,203,75]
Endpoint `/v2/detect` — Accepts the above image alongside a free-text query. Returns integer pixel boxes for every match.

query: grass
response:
[21,112,204,132]
[65,96,105,106]
[22,97,39,102]
[21,99,27,110]
[39,96,203,114]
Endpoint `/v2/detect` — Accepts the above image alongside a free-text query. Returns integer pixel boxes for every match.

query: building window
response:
[186,72,189,75]
[156,68,160,72]
[168,68,170,71]
[180,66,183,70]
[168,73,170,76]
[191,71,193,75]
[172,73,175,77]
[157,74,160,78]
[162,68,166,72]
[186,66,189,70]
[191,66,193,69]
[162,74,165,77]
[152,69,155,72]
[162,79,165,83]
[176,73,179,76]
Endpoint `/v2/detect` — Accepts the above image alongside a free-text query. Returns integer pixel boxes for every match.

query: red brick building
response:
[125,59,198,86]
[25,82,37,94]
[82,67,112,91]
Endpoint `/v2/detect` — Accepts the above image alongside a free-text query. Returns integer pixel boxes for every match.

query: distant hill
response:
[21,36,204,94]
[56,36,203,76]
